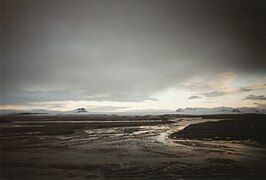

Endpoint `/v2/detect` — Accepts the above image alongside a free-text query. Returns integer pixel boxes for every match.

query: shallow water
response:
[1,117,266,179]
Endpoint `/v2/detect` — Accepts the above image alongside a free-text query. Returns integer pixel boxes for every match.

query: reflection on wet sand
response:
[1,114,266,179]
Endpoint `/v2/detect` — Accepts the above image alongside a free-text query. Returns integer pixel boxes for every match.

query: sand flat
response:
[1,114,266,179]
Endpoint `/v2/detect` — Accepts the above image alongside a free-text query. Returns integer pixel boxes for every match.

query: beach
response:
[1,114,266,179]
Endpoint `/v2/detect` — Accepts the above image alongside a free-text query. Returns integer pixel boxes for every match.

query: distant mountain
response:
[58,108,88,114]
[175,107,266,115]
[0,108,88,115]
[1,107,265,116]
[0,109,58,116]
[74,108,87,113]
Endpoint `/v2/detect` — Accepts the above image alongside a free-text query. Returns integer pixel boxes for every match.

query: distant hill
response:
[175,107,266,115]
[58,108,88,114]
[0,108,88,116]
[74,108,87,113]
[1,107,265,116]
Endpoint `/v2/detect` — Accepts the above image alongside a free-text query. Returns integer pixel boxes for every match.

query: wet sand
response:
[1,114,266,179]
[170,114,266,143]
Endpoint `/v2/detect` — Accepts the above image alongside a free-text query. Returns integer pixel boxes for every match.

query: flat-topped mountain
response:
[74,108,87,113]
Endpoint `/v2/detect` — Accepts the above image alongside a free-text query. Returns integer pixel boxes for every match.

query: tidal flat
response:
[1,114,266,179]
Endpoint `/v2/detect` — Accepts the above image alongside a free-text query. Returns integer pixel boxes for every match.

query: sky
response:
[1,0,266,112]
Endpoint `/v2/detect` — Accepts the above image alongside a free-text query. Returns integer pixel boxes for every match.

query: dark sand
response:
[170,114,266,143]
[1,114,266,179]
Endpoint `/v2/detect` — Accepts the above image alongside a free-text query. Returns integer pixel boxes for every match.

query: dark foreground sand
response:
[1,114,266,179]
[170,114,266,143]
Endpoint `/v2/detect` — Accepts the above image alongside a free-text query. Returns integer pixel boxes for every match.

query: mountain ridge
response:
[176,107,266,115]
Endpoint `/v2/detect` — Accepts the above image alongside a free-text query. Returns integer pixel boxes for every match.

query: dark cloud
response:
[203,91,225,97]
[188,95,202,99]
[245,95,266,100]
[1,0,266,104]
[1,88,157,105]
[1,89,86,105]
[239,87,252,92]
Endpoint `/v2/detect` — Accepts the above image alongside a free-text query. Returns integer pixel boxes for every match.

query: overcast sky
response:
[1,0,266,112]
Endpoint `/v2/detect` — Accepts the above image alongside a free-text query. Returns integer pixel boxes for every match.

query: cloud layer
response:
[245,95,266,101]
[188,96,202,100]
[1,0,266,107]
